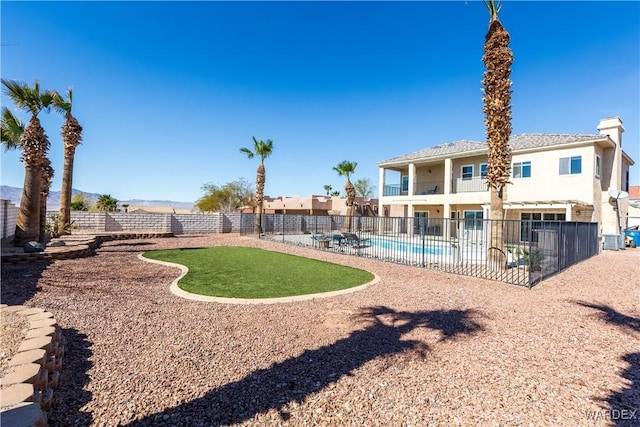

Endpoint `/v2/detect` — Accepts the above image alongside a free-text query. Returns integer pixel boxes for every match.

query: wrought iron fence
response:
[240,214,599,288]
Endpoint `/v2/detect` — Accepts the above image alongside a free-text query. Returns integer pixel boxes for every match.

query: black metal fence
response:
[240,214,599,288]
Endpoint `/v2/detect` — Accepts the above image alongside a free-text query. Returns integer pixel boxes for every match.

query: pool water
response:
[370,237,452,256]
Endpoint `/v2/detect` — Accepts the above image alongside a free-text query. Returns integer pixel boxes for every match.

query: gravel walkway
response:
[1,234,638,426]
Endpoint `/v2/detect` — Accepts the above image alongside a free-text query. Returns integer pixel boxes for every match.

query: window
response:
[401,175,409,192]
[480,163,488,179]
[625,169,630,192]
[543,213,566,221]
[513,161,531,178]
[461,165,473,180]
[464,211,483,230]
[559,156,582,175]
[595,155,601,178]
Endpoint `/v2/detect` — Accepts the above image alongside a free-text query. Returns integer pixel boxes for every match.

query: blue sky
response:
[2,1,639,203]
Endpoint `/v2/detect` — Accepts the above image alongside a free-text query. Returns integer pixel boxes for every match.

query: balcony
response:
[452,176,488,193]
[383,181,442,197]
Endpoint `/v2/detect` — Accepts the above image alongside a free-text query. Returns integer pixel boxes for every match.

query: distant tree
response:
[330,190,341,197]
[323,184,332,196]
[333,160,358,231]
[95,194,118,212]
[354,178,376,199]
[2,78,55,245]
[52,87,83,234]
[196,179,255,213]
[70,192,92,211]
[240,137,274,233]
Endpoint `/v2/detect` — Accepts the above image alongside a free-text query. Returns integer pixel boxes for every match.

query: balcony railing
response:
[384,177,488,196]
[453,176,489,193]
[383,181,442,197]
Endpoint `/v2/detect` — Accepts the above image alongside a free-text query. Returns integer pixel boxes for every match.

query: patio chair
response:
[342,233,371,247]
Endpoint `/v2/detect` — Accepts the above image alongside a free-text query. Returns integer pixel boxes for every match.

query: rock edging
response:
[1,232,174,264]
[0,305,66,427]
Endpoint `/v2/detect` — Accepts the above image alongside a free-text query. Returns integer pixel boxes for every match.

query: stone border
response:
[0,304,66,426]
[1,232,174,264]
[138,253,380,304]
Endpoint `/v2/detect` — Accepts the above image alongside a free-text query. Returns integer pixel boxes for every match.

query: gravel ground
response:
[1,233,638,427]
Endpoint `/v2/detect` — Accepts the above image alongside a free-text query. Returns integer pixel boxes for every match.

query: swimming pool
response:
[369,237,452,256]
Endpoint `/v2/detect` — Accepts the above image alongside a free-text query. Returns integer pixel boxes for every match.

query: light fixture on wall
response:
[576,210,581,216]
[428,169,432,174]
[436,209,440,213]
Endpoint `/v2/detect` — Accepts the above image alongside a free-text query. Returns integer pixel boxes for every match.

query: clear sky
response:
[1,1,638,203]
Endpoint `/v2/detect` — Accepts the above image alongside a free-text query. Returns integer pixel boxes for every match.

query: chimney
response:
[597,117,625,192]
[597,116,624,147]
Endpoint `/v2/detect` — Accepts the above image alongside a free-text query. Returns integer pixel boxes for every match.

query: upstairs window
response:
[401,175,409,192]
[595,154,601,178]
[480,163,488,179]
[513,161,531,178]
[461,165,473,180]
[559,156,582,175]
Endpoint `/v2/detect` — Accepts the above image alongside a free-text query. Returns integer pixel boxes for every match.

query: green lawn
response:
[142,246,375,299]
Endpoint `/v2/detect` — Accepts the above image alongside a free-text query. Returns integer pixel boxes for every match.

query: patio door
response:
[414,211,428,235]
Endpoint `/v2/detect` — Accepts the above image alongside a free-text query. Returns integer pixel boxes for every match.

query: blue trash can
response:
[625,229,640,247]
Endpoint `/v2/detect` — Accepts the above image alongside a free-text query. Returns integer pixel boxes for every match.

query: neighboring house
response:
[240,195,379,216]
[377,117,634,239]
[628,185,640,228]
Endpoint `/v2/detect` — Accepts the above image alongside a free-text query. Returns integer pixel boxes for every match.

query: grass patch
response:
[142,246,375,299]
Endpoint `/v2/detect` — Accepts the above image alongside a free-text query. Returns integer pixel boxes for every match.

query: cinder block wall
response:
[54,211,243,234]
[0,199,19,240]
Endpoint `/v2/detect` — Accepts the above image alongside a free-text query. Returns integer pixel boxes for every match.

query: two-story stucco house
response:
[377,117,634,239]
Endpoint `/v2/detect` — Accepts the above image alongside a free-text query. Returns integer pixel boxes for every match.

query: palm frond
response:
[239,147,255,158]
[1,106,24,150]
[483,0,502,23]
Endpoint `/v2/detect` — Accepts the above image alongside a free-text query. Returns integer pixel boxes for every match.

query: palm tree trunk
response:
[39,189,49,243]
[255,164,265,234]
[59,151,75,232]
[14,165,41,246]
[343,179,356,232]
[488,186,505,270]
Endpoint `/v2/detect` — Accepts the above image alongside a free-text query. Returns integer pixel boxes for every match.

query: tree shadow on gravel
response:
[125,306,484,427]
[0,260,51,305]
[47,328,94,427]
[573,301,640,426]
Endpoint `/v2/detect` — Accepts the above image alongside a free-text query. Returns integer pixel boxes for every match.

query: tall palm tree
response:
[333,160,357,231]
[323,184,332,196]
[52,87,83,234]
[482,0,513,269]
[240,136,274,234]
[1,79,54,246]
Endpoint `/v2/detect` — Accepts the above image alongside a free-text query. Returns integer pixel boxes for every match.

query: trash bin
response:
[625,229,640,247]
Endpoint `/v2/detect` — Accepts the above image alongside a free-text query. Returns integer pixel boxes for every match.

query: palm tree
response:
[323,184,332,196]
[482,0,513,269]
[52,87,83,234]
[95,194,118,212]
[333,160,357,231]
[1,79,54,246]
[240,136,274,234]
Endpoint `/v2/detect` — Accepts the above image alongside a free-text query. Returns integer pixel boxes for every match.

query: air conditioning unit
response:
[618,234,626,250]
[602,234,620,250]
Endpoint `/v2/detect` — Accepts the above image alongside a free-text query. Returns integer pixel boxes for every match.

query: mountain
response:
[0,185,194,211]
